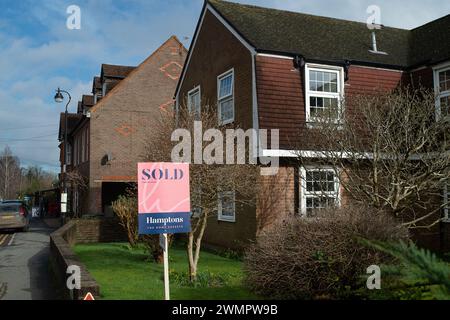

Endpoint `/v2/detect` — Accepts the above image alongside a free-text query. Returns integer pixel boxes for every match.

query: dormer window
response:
[102,82,107,97]
[305,64,344,123]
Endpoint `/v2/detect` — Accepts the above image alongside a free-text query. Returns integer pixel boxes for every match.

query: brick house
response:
[59,36,187,216]
[175,0,450,250]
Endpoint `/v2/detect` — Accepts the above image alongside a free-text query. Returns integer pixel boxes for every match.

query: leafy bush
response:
[364,241,450,300]
[244,206,409,300]
[111,195,138,247]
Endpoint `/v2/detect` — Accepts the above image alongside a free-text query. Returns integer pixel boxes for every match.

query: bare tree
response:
[0,146,22,200]
[21,165,56,195]
[292,87,450,228]
[144,105,258,281]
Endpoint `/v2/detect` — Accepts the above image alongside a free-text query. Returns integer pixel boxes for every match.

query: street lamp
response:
[54,87,71,224]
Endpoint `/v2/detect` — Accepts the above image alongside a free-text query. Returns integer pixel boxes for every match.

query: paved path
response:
[0,218,58,300]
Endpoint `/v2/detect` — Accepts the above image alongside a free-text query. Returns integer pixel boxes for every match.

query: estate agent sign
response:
[138,162,191,235]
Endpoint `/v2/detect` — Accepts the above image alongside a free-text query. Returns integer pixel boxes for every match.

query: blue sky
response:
[0,0,449,172]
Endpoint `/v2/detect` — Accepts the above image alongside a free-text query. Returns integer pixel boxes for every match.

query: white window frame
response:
[218,190,236,222]
[433,62,450,121]
[299,166,341,216]
[444,183,449,222]
[217,69,235,125]
[305,64,344,124]
[187,85,201,120]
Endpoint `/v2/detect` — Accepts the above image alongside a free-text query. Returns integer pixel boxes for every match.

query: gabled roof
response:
[82,95,94,108]
[58,113,82,141]
[91,35,187,114]
[206,0,449,69]
[409,15,450,67]
[101,64,136,79]
[92,76,102,93]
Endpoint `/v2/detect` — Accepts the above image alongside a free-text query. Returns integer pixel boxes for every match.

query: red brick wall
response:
[177,10,256,249]
[178,10,254,130]
[257,166,296,233]
[256,56,304,149]
[87,37,187,214]
[256,56,405,149]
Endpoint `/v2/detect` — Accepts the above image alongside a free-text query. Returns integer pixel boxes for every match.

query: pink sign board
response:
[137,162,191,234]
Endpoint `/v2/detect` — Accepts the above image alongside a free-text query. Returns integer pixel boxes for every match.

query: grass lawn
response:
[73,242,260,300]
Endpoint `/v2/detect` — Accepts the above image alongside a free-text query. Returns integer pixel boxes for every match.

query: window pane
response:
[309,70,339,93]
[440,70,450,92]
[220,97,234,122]
[219,74,233,98]
[309,97,339,119]
[306,196,336,211]
[317,72,324,82]
[305,170,335,192]
[219,192,234,218]
[189,89,201,119]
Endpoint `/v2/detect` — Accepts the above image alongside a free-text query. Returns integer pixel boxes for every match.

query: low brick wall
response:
[49,220,100,300]
[74,218,127,243]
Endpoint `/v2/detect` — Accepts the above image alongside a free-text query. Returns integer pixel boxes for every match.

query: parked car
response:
[0,202,30,232]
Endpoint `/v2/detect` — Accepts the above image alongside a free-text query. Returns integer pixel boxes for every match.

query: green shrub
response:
[363,241,450,300]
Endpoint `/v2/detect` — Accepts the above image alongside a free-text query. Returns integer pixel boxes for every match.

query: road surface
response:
[0,218,58,300]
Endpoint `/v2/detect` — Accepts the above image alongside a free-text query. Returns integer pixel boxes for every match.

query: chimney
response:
[371,31,378,52]
[368,26,387,55]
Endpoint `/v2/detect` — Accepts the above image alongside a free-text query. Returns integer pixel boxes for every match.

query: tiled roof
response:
[82,95,94,107]
[58,113,82,141]
[208,0,450,69]
[92,76,102,92]
[101,64,136,78]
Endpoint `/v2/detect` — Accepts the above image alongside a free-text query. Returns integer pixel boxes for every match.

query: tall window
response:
[305,64,343,123]
[66,143,72,166]
[300,167,340,216]
[188,86,201,120]
[435,65,450,119]
[217,69,234,125]
[218,190,235,222]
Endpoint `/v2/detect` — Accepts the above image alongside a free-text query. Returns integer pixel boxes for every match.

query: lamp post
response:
[54,88,71,225]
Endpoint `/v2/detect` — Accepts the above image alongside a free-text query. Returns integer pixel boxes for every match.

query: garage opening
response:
[101,182,136,216]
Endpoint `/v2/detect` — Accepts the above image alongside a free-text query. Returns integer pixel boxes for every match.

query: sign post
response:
[163,233,169,300]
[138,163,191,301]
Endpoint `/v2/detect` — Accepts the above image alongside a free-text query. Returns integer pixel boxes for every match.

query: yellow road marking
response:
[0,234,7,246]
